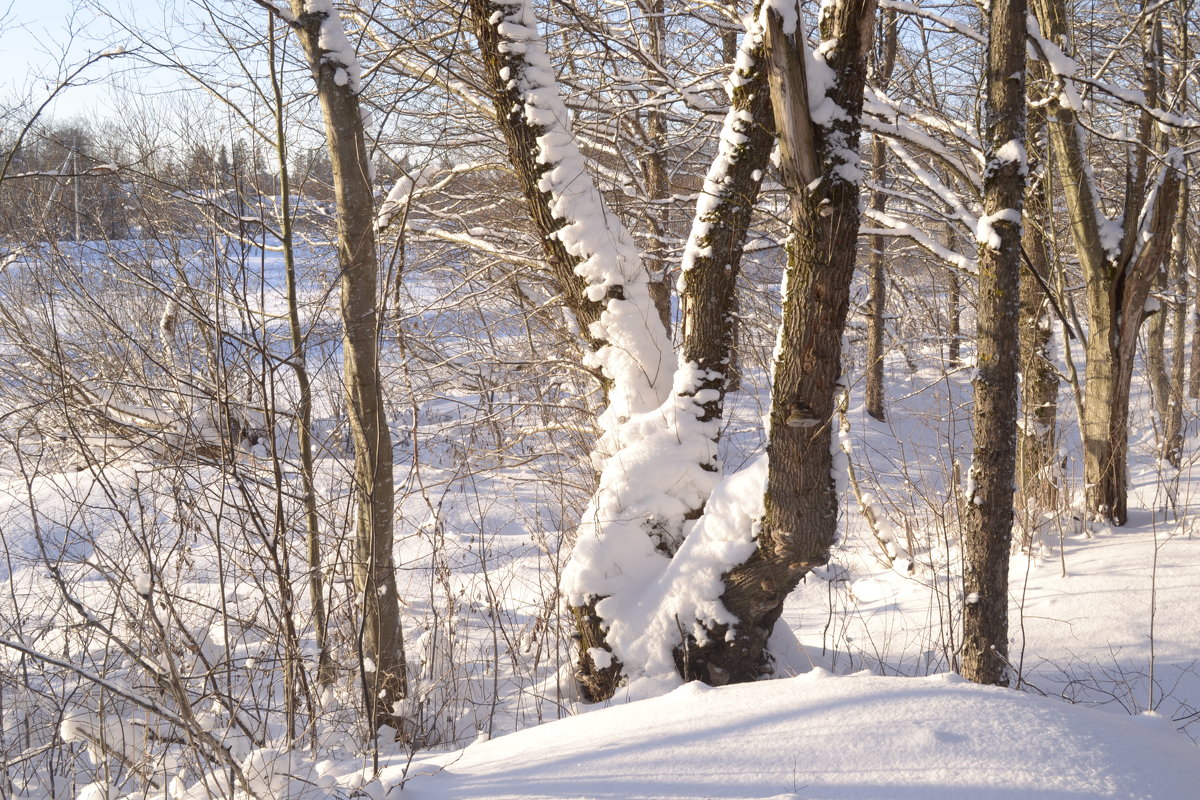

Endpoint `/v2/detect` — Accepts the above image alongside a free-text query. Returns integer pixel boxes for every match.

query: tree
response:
[865,8,898,422]
[961,0,1027,686]
[676,0,879,686]
[469,0,877,697]
[1029,0,1181,525]
[282,0,408,733]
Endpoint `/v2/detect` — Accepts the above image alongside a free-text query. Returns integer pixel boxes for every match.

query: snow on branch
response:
[861,208,976,273]
[303,0,363,92]
[879,0,986,44]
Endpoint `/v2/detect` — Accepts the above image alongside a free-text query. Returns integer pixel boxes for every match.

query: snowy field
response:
[0,238,1196,799]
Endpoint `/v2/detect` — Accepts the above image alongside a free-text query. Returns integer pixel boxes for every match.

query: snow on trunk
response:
[562,11,780,689]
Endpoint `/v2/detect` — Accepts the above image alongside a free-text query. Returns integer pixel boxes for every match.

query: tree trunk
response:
[1015,110,1059,525]
[643,0,674,334]
[268,16,334,690]
[961,0,1026,687]
[679,24,775,430]
[948,265,961,368]
[287,0,407,733]
[865,9,897,422]
[1032,0,1180,524]
[582,1,776,702]
[679,0,877,686]
[1162,179,1188,468]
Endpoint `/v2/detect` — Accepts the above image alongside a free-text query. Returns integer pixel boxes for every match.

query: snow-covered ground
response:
[393,671,1199,800]
[0,239,1197,798]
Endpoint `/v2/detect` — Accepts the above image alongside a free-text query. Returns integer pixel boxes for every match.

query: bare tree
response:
[961,0,1026,687]
[865,8,898,421]
[1029,0,1181,525]
[282,0,408,733]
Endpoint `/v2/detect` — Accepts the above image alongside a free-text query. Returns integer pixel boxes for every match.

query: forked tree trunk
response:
[470,0,772,702]
[287,0,407,733]
[961,0,1026,687]
[678,0,877,685]
[1032,0,1180,525]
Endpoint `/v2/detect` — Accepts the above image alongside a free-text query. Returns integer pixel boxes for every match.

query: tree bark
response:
[1161,175,1188,468]
[287,0,407,733]
[961,0,1026,687]
[1015,106,1059,525]
[679,22,776,430]
[865,9,898,422]
[679,0,877,686]
[1032,0,1179,524]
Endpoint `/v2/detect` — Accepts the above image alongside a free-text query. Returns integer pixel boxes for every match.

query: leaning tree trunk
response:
[961,0,1026,687]
[679,0,877,686]
[287,0,407,733]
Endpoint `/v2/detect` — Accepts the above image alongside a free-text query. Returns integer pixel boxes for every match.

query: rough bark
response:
[287,1,407,732]
[961,0,1026,687]
[679,0,877,686]
[1032,0,1180,524]
[1162,177,1188,467]
[470,0,607,359]
[865,9,898,422]
[679,26,775,429]
[1015,109,1059,523]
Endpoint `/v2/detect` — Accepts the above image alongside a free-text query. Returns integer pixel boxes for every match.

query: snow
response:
[680,12,767,272]
[306,0,364,93]
[3,244,1200,799]
[375,166,434,232]
[975,208,1020,251]
[397,671,1200,799]
[993,138,1026,174]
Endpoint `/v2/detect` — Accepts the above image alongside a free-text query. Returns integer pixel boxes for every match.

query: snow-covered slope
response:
[390,670,1199,799]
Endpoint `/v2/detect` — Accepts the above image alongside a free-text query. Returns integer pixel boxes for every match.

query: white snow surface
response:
[306,0,363,92]
[975,208,1020,251]
[397,670,1200,799]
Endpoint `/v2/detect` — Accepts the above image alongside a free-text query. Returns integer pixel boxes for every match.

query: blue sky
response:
[4,0,173,120]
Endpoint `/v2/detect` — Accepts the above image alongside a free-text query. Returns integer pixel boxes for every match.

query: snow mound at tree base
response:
[397,670,1199,799]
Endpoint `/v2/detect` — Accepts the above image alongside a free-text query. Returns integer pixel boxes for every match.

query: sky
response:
[3,0,178,121]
